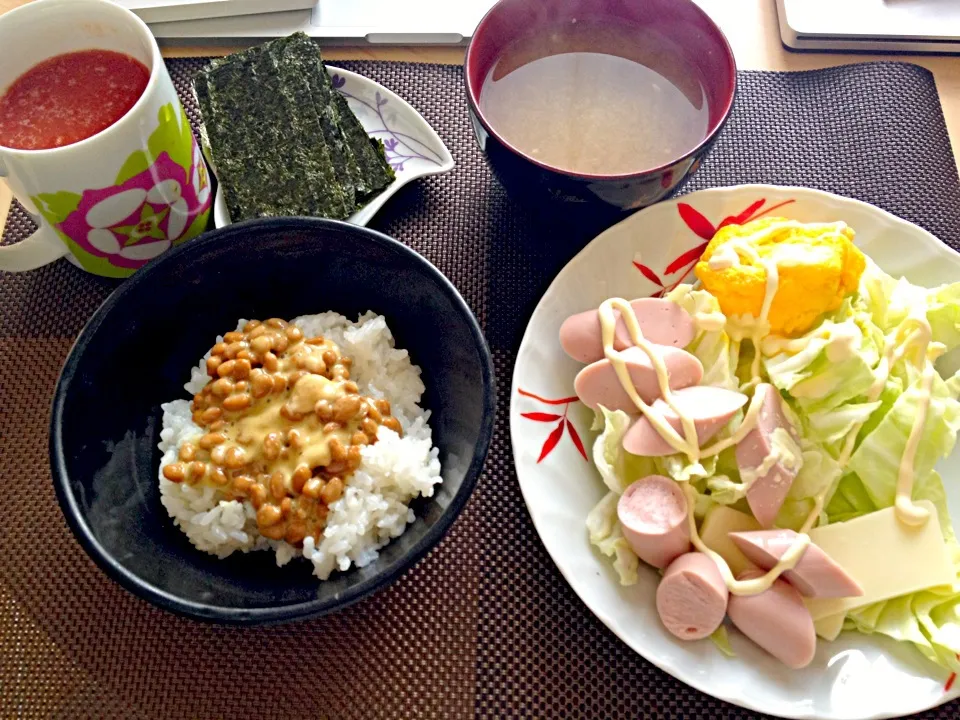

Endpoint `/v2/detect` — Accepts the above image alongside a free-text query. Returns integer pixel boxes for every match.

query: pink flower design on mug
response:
[58,149,210,270]
[192,140,211,207]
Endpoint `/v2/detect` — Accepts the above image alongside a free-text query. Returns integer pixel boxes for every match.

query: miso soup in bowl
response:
[465,0,736,212]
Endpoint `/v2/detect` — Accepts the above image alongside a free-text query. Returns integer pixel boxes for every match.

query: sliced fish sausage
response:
[622,386,748,457]
[559,298,696,364]
[727,569,817,669]
[574,346,703,412]
[618,475,691,569]
[656,552,729,641]
[738,384,802,528]
[729,530,863,598]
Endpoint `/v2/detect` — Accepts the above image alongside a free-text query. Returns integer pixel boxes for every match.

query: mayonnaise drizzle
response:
[801,492,826,535]
[599,299,797,595]
[836,313,936,525]
[710,222,791,386]
[683,484,812,595]
[600,296,770,465]
[694,311,727,333]
[599,298,699,457]
[760,333,816,357]
[825,323,860,363]
[720,220,851,385]
[896,358,937,525]
[699,385,769,459]
[763,320,862,363]
[707,243,741,271]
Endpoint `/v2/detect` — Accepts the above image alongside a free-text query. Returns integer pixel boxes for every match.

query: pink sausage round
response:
[622,386,748,457]
[656,552,729,641]
[727,570,817,669]
[559,299,696,364]
[618,475,691,569]
[574,346,703,412]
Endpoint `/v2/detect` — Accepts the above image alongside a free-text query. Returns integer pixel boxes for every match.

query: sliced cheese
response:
[814,612,845,641]
[805,501,954,620]
[699,506,761,577]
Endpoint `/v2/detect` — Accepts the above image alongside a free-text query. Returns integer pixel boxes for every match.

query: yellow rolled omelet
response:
[694,217,865,337]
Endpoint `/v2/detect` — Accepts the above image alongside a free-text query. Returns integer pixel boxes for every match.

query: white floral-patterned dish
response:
[212,66,454,228]
[510,185,960,720]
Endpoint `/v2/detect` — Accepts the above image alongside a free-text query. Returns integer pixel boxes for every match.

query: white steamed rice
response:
[157,311,442,580]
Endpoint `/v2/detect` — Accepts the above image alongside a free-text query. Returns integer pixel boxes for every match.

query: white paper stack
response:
[119,0,493,45]
[117,0,319,25]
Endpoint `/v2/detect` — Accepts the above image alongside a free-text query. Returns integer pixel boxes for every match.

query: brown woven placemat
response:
[3,59,960,719]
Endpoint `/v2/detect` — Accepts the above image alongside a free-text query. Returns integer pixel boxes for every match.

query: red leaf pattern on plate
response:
[518,388,588,463]
[945,655,960,693]
[537,422,565,463]
[663,262,700,294]
[677,203,716,241]
[751,198,796,220]
[718,198,766,229]
[522,412,562,422]
[633,262,663,286]
[566,418,587,460]
[664,241,709,275]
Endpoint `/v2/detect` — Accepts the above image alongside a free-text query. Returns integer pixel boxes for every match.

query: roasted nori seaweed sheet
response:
[334,91,396,201]
[194,55,292,221]
[197,43,349,221]
[252,40,351,219]
[194,73,259,221]
[276,34,362,208]
[193,32,397,221]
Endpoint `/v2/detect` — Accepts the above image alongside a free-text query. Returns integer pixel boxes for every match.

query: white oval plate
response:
[212,66,454,227]
[510,185,960,720]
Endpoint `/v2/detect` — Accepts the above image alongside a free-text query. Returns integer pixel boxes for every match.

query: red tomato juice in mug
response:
[0,49,149,151]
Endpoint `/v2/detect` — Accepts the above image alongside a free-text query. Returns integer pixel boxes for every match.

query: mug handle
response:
[0,178,70,272]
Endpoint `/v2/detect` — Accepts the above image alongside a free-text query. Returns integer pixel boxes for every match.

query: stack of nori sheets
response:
[194,33,395,222]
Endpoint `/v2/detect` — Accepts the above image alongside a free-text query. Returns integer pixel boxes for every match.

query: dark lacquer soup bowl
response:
[50,218,495,624]
[465,0,737,211]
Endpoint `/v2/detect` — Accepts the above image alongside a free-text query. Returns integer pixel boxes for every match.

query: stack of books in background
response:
[121,0,318,24]
[118,0,490,45]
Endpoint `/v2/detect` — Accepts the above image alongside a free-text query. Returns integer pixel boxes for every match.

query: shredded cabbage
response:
[592,406,638,494]
[586,491,639,586]
[667,284,740,391]
[848,374,960,509]
[775,444,843,530]
[763,318,879,414]
[710,625,736,658]
[583,264,960,673]
[862,259,960,352]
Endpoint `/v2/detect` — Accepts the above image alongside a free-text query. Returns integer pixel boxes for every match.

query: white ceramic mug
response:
[0,0,211,278]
